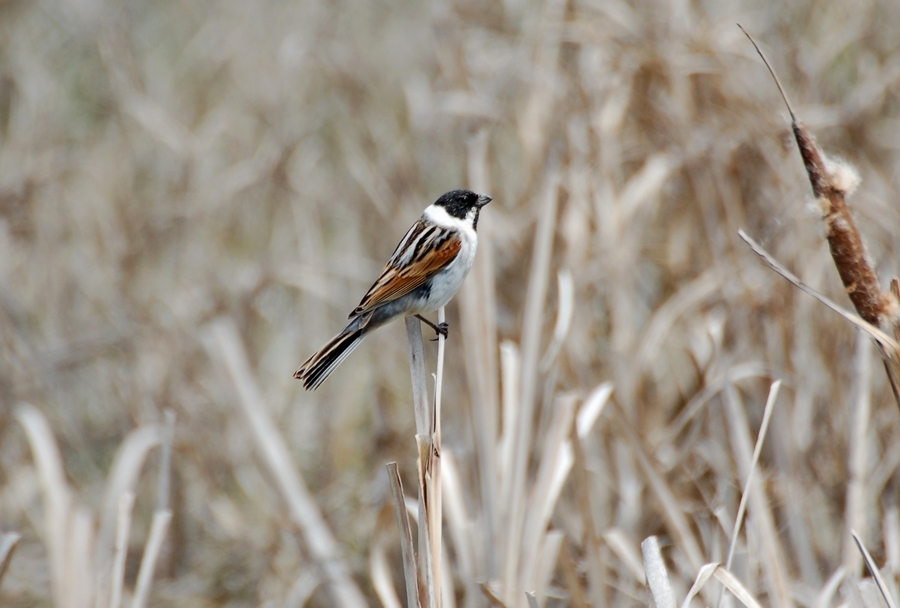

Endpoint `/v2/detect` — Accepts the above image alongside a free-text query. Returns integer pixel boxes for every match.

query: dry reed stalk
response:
[371,532,404,608]
[94,424,163,608]
[602,528,644,583]
[440,452,478,607]
[813,567,847,608]
[0,533,21,592]
[518,390,575,604]
[570,384,614,607]
[405,317,436,607]
[642,536,676,608]
[108,492,134,608]
[129,510,171,608]
[719,381,781,608]
[16,404,173,608]
[723,383,793,608]
[12,400,186,608]
[844,337,874,575]
[398,312,446,608]
[130,410,175,608]
[622,419,704,573]
[852,531,899,608]
[15,403,80,608]
[887,507,900,578]
[430,306,446,602]
[682,564,764,608]
[208,318,367,608]
[502,170,560,604]
[461,129,501,582]
[387,462,420,608]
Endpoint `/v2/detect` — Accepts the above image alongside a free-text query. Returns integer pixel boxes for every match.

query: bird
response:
[294,189,492,390]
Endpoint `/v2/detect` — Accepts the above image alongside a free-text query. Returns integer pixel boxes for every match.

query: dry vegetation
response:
[2,0,900,606]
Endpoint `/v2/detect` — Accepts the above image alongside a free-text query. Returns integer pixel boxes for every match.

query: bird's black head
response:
[434,189,492,229]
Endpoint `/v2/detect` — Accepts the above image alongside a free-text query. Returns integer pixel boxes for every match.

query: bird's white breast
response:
[417,204,478,310]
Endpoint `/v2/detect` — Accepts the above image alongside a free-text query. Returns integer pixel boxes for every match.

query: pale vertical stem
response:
[723,382,793,608]
[415,439,436,608]
[503,169,559,604]
[15,403,73,608]
[503,171,560,604]
[129,408,177,608]
[406,317,430,436]
[130,510,172,608]
[429,306,445,606]
[0,532,21,591]
[718,380,782,608]
[844,335,873,574]
[463,129,500,577]
[156,410,175,511]
[108,492,135,608]
[407,318,437,608]
[387,462,421,608]
[434,306,445,448]
[642,536,676,608]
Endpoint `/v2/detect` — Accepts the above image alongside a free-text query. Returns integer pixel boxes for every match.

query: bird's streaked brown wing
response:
[350,220,461,317]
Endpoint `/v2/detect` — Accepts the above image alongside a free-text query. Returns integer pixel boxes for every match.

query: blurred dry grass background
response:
[2,0,900,605]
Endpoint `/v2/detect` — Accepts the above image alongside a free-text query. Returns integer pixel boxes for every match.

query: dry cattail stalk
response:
[740,27,898,329]
[740,26,900,407]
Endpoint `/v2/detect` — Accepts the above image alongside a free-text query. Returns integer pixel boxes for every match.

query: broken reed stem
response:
[405,317,434,607]
[641,536,676,608]
[740,26,897,329]
[386,463,420,608]
[404,312,445,608]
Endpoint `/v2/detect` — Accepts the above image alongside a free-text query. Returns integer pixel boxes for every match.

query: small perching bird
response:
[294,189,492,390]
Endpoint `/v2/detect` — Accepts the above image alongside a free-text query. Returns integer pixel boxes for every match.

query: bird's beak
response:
[476,194,493,207]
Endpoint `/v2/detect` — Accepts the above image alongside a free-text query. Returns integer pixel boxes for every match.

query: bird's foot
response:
[415,315,450,340]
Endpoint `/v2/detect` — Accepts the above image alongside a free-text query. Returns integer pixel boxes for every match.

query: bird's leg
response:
[415,314,449,340]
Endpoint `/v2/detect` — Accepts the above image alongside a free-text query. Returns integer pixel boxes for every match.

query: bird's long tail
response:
[294,320,367,390]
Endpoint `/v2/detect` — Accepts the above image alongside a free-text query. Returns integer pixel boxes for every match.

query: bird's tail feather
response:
[294,325,366,390]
